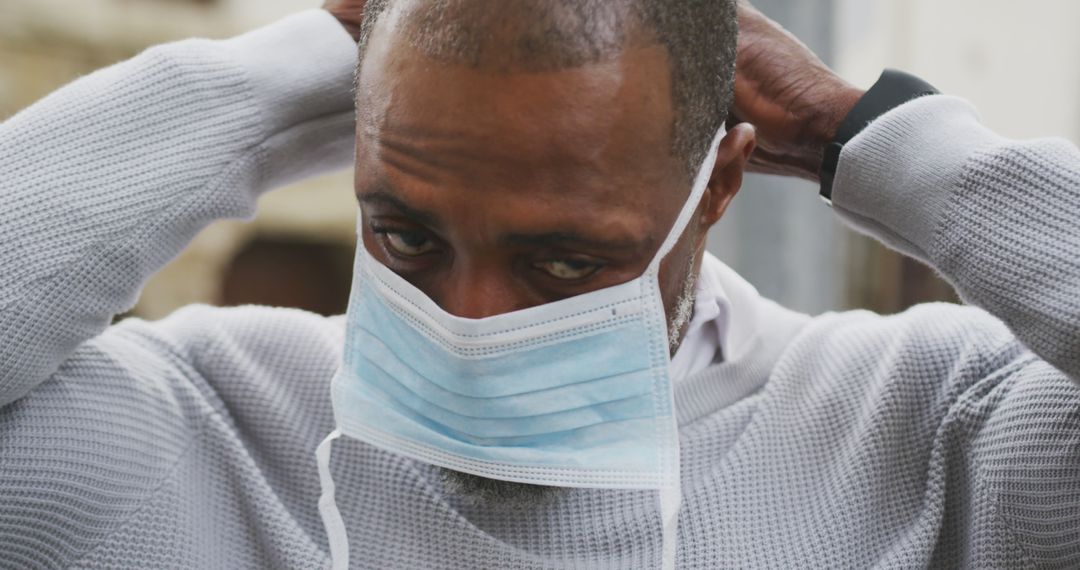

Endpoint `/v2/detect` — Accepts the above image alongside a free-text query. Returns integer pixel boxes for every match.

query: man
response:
[1,0,1078,568]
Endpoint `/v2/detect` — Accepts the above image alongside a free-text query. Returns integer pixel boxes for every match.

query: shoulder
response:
[139,303,344,372]
[774,303,1028,427]
[795,304,1080,563]
[0,304,343,566]
[966,355,1080,563]
[118,303,344,417]
[8,302,343,434]
[807,302,1022,377]
[8,303,343,448]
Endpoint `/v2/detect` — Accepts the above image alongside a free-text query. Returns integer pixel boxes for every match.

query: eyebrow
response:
[358,189,443,230]
[359,188,649,254]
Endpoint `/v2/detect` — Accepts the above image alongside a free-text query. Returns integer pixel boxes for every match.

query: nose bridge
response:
[437,259,523,319]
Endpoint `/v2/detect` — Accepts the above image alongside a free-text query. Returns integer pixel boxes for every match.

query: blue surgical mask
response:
[317,128,725,570]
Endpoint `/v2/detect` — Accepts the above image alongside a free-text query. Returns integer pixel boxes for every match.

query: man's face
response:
[353,20,707,336]
[350,13,753,505]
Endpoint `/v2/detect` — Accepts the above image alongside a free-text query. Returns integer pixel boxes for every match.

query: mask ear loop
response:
[644,127,726,276]
[660,485,682,570]
[645,126,724,570]
[316,429,350,570]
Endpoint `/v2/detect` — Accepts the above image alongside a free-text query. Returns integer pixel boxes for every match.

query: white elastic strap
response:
[645,127,726,275]
[659,485,682,570]
[316,429,350,570]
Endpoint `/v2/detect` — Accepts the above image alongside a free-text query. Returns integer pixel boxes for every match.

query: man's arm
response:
[832,97,1080,381]
[730,2,1080,382]
[0,10,358,407]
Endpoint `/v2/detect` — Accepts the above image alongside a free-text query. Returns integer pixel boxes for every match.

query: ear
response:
[699,123,756,231]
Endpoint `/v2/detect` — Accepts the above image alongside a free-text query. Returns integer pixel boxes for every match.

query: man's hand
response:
[324,0,366,42]
[729,1,864,182]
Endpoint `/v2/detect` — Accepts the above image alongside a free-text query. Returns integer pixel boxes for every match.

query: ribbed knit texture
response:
[2,11,1080,569]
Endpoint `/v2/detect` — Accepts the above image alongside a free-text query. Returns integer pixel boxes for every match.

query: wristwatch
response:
[819,69,939,204]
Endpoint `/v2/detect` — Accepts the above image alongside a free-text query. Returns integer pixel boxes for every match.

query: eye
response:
[534,259,602,281]
[382,230,436,256]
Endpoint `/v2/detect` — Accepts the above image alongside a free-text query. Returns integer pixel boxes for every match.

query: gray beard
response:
[439,468,564,508]
[440,258,698,506]
[667,254,699,355]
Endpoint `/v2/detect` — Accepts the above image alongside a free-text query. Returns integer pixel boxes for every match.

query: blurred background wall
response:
[2,0,1077,319]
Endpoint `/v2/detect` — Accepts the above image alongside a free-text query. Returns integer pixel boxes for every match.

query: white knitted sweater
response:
[2,10,1080,570]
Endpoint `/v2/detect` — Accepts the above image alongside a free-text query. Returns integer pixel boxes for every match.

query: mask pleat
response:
[355,372,656,440]
[336,378,662,462]
[354,327,653,415]
[355,285,653,398]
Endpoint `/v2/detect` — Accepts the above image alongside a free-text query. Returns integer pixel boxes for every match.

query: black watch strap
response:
[819,69,939,203]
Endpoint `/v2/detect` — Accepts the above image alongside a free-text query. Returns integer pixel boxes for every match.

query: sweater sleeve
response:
[832,95,1080,382]
[0,10,358,408]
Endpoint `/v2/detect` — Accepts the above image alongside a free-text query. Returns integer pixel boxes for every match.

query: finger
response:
[746,150,821,182]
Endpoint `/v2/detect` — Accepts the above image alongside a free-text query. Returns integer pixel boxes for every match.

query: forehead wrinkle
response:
[354,2,683,187]
[356,0,739,181]
[376,132,459,179]
[356,46,681,195]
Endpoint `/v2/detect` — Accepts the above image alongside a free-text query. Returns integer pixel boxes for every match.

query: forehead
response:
[354,15,688,209]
